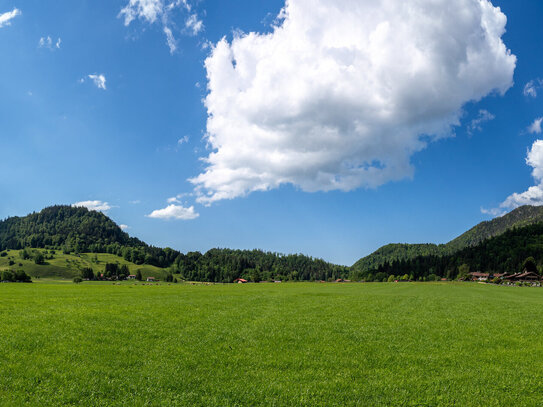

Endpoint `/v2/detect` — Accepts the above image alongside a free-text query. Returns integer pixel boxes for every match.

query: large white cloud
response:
[191,0,516,204]
[484,140,543,215]
[0,8,20,28]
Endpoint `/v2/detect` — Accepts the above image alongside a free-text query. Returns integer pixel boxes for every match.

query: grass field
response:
[1,282,543,406]
[0,249,167,280]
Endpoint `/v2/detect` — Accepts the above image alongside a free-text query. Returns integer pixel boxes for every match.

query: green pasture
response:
[1,282,542,406]
[0,249,167,280]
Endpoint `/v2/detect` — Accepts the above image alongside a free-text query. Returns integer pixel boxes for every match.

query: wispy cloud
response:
[119,224,130,230]
[185,13,203,35]
[82,74,107,90]
[467,110,495,135]
[72,200,112,212]
[39,36,62,50]
[166,192,192,203]
[524,79,543,98]
[528,117,543,135]
[0,8,21,28]
[177,135,189,146]
[119,0,203,54]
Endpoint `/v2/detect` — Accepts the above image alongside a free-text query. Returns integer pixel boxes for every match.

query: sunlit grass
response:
[1,282,542,406]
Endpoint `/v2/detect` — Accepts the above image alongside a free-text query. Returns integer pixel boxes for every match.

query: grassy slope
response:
[1,282,542,406]
[0,249,166,280]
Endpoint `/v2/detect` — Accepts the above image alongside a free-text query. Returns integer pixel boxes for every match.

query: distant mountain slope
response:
[352,205,543,272]
[446,205,543,252]
[377,221,543,280]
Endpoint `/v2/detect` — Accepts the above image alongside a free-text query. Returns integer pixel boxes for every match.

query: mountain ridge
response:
[352,205,543,272]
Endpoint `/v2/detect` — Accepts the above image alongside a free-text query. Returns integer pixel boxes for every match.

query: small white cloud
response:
[0,8,21,28]
[177,135,189,145]
[185,13,203,35]
[87,74,107,90]
[524,79,543,98]
[56,38,62,49]
[72,200,112,212]
[528,117,543,135]
[119,224,130,230]
[467,110,495,135]
[484,139,543,215]
[147,204,199,220]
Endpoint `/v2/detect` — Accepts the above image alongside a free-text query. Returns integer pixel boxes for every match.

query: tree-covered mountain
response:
[352,205,543,272]
[0,205,348,282]
[0,205,144,251]
[366,221,543,281]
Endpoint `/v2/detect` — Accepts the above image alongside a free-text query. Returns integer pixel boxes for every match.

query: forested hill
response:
[0,205,348,282]
[352,205,543,272]
[0,205,145,251]
[368,221,543,281]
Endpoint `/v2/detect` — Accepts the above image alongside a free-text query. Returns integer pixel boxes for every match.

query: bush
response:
[73,277,83,284]
[0,251,7,257]
[1,270,14,282]
[81,267,95,280]
[20,249,31,260]
[14,270,31,283]
[34,253,45,265]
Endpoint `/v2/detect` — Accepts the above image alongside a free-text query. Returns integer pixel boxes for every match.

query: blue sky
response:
[1,0,543,265]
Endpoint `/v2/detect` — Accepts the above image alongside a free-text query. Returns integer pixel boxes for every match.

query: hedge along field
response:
[1,282,543,406]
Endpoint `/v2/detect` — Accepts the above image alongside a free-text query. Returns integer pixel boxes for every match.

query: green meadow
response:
[1,282,543,406]
[0,249,167,280]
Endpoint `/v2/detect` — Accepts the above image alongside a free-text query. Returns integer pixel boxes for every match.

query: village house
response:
[234,278,248,284]
[470,272,490,281]
[146,277,156,282]
[503,271,540,282]
[127,275,136,280]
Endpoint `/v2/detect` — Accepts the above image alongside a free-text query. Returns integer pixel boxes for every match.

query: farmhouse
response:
[234,278,248,284]
[146,277,156,282]
[504,271,540,282]
[127,275,136,280]
[470,272,490,281]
